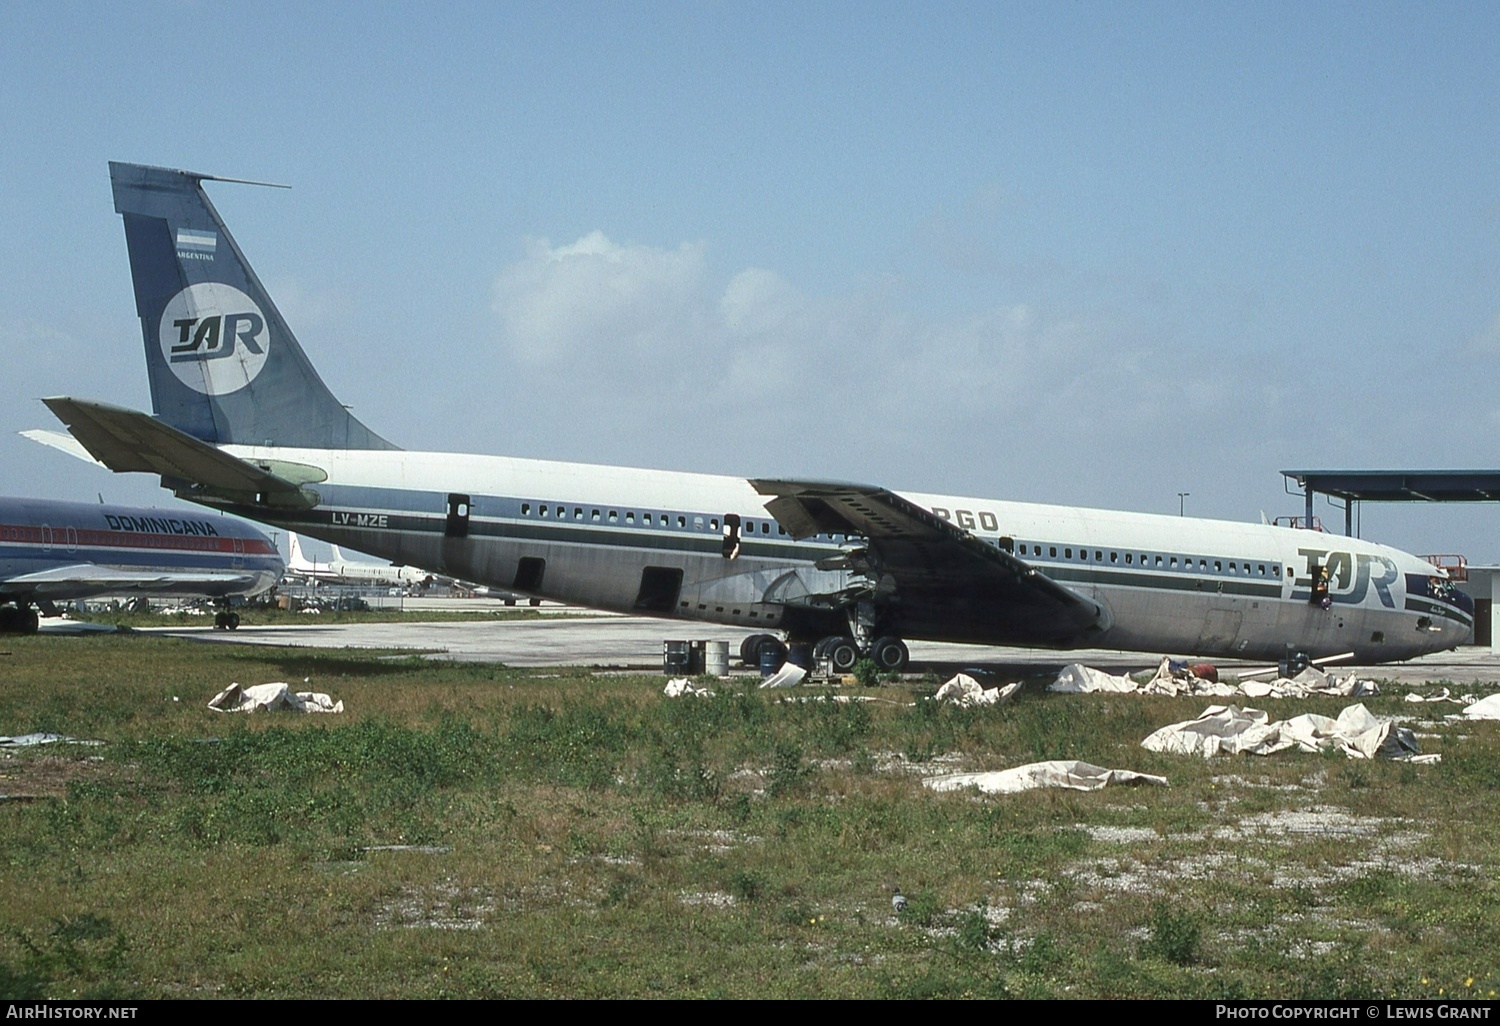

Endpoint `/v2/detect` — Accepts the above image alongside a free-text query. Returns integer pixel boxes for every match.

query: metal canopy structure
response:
[1281,470,1500,535]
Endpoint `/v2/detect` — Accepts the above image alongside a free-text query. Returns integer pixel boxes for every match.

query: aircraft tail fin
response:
[287,533,312,572]
[108,162,396,451]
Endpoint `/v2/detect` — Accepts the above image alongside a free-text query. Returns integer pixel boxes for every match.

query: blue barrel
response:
[758,643,786,676]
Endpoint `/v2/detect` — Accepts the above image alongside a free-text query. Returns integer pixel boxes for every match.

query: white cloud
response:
[493,232,709,367]
[482,230,1317,512]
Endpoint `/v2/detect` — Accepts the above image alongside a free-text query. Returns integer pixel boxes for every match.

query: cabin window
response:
[539,505,549,517]
[1124,553,1131,564]
[1110,552,1118,563]
[1214,561,1222,572]
[521,503,531,515]
[1273,565,1281,576]
[1169,557,1178,567]
[1199,559,1208,570]
[677,516,686,528]
[1064,548,1072,558]
[608,511,618,522]
[761,522,770,534]
[710,518,719,530]
[626,511,635,523]
[591,509,600,521]
[778,526,786,535]
[1258,564,1266,575]
[1049,546,1057,557]
[693,516,704,529]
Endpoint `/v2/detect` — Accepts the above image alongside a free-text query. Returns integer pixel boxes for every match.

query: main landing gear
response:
[742,631,911,674]
[213,610,241,630]
[813,635,909,673]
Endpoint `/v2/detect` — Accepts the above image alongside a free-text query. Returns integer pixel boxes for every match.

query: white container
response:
[704,640,729,676]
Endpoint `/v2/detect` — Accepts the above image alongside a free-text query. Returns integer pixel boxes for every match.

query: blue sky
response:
[2,2,1498,558]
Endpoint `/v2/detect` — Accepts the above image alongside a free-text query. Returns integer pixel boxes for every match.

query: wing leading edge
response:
[750,479,1111,646]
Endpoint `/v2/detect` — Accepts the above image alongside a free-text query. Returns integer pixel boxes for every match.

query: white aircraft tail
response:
[287,532,316,573]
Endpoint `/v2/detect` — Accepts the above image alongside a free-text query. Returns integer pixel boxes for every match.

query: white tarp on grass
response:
[208,682,344,714]
[924,760,1169,794]
[1140,703,1422,760]
[0,733,103,747]
[664,678,716,698]
[758,662,807,689]
[1461,694,1500,720]
[1049,659,1380,700]
[933,674,1021,707]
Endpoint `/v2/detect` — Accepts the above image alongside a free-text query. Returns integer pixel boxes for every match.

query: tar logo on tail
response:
[157,283,270,395]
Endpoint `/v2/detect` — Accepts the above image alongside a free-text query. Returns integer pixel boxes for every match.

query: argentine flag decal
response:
[175,228,216,260]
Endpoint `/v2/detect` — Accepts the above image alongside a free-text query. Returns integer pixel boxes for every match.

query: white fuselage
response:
[213,444,1472,664]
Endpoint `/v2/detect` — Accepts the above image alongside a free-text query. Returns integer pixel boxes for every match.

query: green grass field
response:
[0,633,1496,999]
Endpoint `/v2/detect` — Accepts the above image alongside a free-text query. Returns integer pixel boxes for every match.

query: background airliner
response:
[28,162,1474,668]
[0,495,284,632]
[286,532,433,589]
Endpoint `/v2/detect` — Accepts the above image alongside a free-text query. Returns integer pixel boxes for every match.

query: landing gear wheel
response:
[869,636,909,673]
[19,609,39,634]
[227,612,241,630]
[214,612,229,630]
[821,636,860,673]
[741,633,771,666]
[0,606,16,633]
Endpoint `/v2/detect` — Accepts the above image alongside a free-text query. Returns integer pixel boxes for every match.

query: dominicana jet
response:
[25,162,1475,669]
[0,495,283,632]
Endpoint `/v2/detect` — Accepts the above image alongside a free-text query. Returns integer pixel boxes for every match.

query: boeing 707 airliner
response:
[27,162,1474,668]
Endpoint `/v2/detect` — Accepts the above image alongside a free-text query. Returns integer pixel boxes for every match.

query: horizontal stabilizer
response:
[42,397,323,510]
[19,429,105,467]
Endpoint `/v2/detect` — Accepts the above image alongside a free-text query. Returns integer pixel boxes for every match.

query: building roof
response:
[1281,470,1500,503]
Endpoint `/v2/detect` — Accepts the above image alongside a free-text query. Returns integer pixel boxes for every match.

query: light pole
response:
[1177,492,1190,517]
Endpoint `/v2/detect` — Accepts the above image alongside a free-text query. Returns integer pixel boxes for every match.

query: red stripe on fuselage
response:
[0,523,277,556]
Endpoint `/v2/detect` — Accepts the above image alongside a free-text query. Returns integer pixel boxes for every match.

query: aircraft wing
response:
[0,563,264,600]
[40,398,323,509]
[750,479,1111,643]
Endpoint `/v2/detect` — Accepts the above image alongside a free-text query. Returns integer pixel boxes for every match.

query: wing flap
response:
[41,397,322,509]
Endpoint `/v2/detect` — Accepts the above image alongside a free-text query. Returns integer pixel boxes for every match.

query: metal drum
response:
[704,640,729,676]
